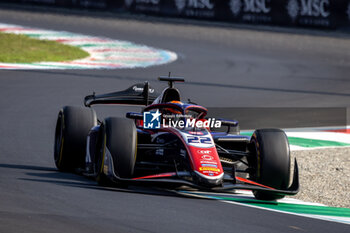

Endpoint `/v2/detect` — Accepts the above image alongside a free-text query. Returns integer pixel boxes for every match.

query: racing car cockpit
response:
[152,77,181,104]
[142,101,208,131]
[138,76,208,129]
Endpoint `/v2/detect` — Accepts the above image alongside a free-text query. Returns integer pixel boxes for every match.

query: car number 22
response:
[187,136,211,144]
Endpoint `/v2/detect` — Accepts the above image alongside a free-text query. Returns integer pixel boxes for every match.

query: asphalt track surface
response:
[1,6,350,233]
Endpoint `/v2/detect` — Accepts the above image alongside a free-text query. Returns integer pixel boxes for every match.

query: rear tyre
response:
[96,117,136,186]
[54,106,97,171]
[249,129,291,200]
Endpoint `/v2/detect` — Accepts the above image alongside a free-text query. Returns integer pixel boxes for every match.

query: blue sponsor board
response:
[8,1,350,30]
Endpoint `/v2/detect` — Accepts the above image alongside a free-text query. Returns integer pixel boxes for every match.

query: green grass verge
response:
[0,32,89,63]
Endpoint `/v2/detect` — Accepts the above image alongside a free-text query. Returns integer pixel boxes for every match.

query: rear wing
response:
[84,82,159,107]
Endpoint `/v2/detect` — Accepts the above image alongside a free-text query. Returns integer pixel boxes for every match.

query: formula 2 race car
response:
[54,76,299,200]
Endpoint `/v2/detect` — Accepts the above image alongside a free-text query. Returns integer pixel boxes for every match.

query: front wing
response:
[105,159,300,196]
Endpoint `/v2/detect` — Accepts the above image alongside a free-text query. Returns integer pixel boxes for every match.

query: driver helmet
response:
[164,101,183,115]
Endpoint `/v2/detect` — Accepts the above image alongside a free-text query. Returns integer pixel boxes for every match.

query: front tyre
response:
[54,106,97,171]
[95,117,136,186]
[249,129,291,200]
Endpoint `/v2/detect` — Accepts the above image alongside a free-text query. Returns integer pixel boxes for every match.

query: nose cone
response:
[194,170,224,187]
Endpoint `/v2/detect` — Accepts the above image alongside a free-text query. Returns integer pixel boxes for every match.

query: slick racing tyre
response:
[249,129,291,200]
[54,106,97,171]
[95,123,111,186]
[96,117,136,185]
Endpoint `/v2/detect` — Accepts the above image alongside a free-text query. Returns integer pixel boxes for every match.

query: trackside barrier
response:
[3,0,350,29]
